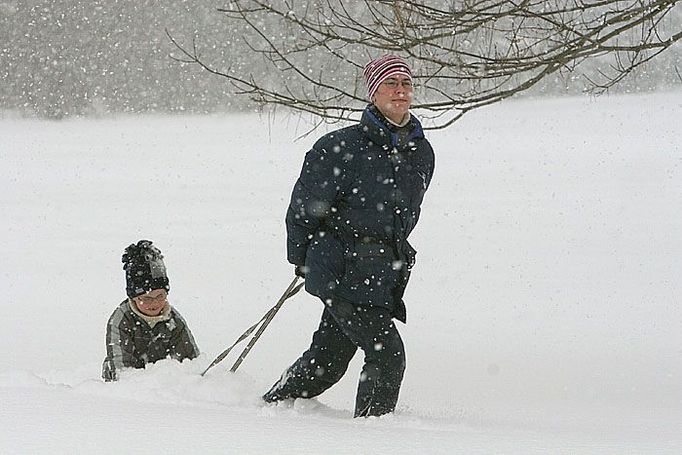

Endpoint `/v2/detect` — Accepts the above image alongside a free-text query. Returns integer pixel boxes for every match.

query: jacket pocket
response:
[305,232,345,297]
[342,243,400,306]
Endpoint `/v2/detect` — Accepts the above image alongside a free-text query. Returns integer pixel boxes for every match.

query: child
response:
[102,240,199,381]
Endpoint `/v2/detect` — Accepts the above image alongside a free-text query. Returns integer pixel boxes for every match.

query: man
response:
[102,240,200,381]
[263,55,435,417]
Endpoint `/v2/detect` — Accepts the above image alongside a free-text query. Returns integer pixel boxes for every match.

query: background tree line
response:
[1,0,681,120]
[1,0,250,118]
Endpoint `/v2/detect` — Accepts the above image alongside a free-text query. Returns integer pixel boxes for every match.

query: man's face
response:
[372,75,413,124]
[133,288,168,316]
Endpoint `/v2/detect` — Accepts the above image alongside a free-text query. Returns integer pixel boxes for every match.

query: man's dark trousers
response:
[263,296,406,417]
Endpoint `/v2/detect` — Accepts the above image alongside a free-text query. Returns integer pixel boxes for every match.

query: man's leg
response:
[324,298,406,417]
[263,306,357,402]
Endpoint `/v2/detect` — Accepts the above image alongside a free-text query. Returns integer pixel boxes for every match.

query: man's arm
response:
[286,142,346,266]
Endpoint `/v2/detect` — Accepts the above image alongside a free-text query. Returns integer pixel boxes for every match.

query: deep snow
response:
[1,92,681,454]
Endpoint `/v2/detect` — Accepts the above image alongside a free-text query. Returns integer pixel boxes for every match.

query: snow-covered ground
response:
[1,92,681,454]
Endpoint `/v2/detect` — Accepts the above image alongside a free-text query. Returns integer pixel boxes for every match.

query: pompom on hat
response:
[122,240,170,299]
[363,54,412,100]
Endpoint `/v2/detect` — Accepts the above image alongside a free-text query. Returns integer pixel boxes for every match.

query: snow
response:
[1,92,681,453]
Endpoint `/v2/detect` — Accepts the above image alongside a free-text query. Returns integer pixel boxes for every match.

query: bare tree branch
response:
[177,0,682,129]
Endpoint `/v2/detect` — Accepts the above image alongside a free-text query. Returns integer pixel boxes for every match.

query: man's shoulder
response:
[312,123,365,150]
[419,137,435,158]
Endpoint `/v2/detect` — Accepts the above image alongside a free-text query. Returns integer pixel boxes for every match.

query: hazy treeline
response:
[1,0,680,119]
[1,0,253,118]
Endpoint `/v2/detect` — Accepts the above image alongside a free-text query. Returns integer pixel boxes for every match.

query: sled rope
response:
[201,276,303,376]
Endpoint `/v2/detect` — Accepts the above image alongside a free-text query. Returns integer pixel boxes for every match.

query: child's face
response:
[133,289,168,316]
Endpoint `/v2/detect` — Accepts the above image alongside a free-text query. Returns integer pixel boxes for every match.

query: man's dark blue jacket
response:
[286,105,435,322]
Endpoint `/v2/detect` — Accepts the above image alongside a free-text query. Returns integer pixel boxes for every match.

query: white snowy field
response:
[1,92,681,454]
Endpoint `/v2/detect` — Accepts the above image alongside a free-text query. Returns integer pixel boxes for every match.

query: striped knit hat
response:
[363,54,412,100]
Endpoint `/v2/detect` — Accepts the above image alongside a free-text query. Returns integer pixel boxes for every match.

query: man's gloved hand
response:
[294,265,308,278]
